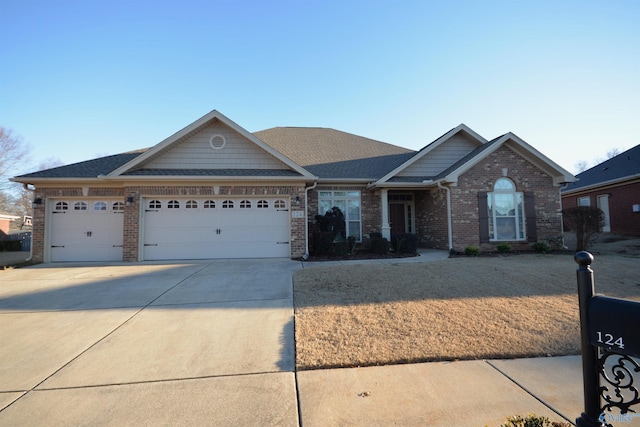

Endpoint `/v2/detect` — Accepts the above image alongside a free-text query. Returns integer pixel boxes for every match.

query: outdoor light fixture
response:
[126,196,134,206]
[295,196,301,206]
[33,197,43,206]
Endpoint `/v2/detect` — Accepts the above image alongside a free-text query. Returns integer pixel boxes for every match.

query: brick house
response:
[561,144,640,235]
[12,110,575,263]
[0,214,20,239]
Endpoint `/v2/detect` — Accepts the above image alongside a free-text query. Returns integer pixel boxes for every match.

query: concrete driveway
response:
[0,259,302,426]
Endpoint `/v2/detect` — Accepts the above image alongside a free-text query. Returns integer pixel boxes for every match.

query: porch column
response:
[380,189,391,240]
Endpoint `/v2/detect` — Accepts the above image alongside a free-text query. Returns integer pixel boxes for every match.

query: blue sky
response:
[2,0,639,175]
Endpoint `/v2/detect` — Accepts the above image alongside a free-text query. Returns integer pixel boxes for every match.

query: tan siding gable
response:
[146,122,289,170]
[397,133,479,177]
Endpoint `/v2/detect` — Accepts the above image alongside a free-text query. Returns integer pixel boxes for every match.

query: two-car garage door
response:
[142,197,290,260]
[48,197,291,262]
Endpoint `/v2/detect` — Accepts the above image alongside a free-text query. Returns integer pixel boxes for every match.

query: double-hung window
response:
[318,191,362,241]
[487,178,526,241]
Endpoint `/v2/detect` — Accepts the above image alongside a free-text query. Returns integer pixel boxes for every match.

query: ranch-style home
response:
[12,110,576,263]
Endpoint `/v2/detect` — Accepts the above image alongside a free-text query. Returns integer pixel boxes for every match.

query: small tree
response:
[562,206,605,251]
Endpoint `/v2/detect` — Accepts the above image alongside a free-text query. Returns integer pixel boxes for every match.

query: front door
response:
[389,203,406,236]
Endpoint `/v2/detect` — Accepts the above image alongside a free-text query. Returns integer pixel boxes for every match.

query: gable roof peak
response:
[106,109,315,179]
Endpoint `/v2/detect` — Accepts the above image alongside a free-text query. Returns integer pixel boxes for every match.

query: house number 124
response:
[596,332,625,349]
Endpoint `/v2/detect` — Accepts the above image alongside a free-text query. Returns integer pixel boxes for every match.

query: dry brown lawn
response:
[293,247,640,370]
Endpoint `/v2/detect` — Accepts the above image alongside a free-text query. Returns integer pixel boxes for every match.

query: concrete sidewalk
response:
[297,356,584,426]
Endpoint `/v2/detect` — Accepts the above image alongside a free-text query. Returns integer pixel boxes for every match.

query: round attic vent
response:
[209,134,226,150]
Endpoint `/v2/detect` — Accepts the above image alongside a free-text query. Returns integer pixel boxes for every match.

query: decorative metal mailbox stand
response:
[575,251,640,427]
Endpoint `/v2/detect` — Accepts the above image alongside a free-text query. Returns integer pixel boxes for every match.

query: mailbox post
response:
[575,251,604,427]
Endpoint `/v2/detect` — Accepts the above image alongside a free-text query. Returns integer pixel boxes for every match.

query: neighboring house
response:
[11,110,575,263]
[0,214,20,239]
[561,144,640,235]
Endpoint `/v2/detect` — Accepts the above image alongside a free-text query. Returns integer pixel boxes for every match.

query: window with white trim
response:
[204,200,215,209]
[222,200,234,209]
[168,200,180,209]
[149,200,161,209]
[318,190,362,241]
[113,202,125,212]
[186,200,198,209]
[487,178,525,241]
[577,196,591,207]
[274,200,286,209]
[93,201,107,211]
[240,200,251,208]
[257,200,268,208]
[74,201,88,211]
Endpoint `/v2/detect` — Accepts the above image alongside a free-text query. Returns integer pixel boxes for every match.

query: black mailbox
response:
[587,295,640,358]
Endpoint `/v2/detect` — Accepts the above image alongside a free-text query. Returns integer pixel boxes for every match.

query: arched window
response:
[257,200,268,208]
[204,200,215,209]
[74,201,88,211]
[240,200,251,208]
[149,200,161,209]
[487,178,525,241]
[93,201,107,211]
[55,201,69,211]
[112,202,125,212]
[186,200,198,209]
[222,200,234,209]
[168,200,180,209]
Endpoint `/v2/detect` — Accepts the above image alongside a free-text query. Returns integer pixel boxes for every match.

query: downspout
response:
[21,183,35,262]
[302,181,318,261]
[559,183,570,249]
[437,180,454,251]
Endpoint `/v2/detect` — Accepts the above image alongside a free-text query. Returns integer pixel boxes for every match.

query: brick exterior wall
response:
[415,189,449,250]
[449,145,563,251]
[31,184,307,263]
[562,180,640,235]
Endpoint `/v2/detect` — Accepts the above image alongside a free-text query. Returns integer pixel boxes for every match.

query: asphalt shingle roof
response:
[254,127,416,179]
[15,150,147,179]
[562,144,640,192]
[254,127,414,165]
[122,169,303,177]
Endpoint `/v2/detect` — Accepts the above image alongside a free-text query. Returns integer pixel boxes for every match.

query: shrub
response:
[562,206,604,251]
[0,240,23,252]
[532,242,550,253]
[347,236,357,254]
[370,236,390,254]
[391,233,418,254]
[332,241,350,256]
[500,413,571,427]
[464,246,480,256]
[497,243,512,254]
[311,232,333,255]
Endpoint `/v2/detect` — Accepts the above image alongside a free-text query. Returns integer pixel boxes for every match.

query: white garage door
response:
[142,197,290,260]
[50,199,125,262]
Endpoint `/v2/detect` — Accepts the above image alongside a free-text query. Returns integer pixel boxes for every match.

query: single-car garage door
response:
[142,197,290,260]
[49,199,125,262]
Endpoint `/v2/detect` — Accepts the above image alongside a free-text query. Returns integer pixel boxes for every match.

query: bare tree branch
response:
[0,127,33,196]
